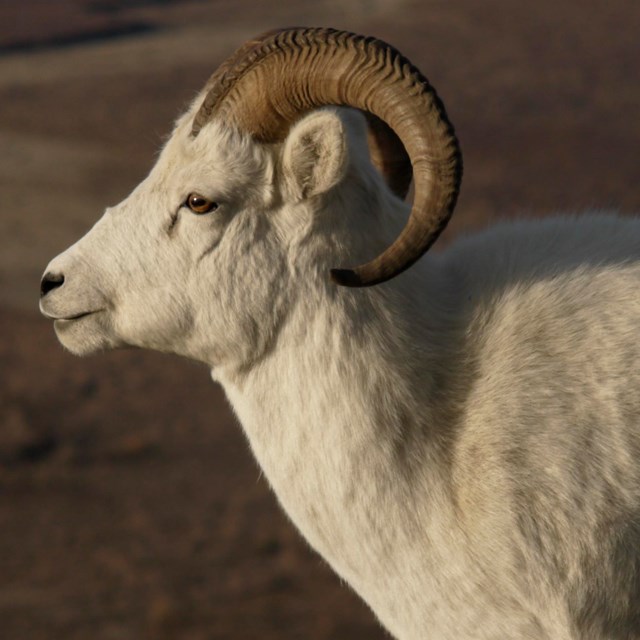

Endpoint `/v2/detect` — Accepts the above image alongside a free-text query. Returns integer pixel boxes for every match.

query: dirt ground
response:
[1,1,639,638]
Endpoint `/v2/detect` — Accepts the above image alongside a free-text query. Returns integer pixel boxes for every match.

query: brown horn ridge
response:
[191,27,462,287]
[195,28,413,202]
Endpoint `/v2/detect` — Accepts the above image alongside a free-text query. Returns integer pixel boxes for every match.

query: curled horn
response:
[192,28,462,287]
[196,29,413,201]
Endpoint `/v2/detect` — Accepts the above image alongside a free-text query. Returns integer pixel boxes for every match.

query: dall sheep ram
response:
[40,27,640,640]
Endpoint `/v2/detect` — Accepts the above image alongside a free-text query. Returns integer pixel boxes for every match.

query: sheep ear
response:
[282,110,349,201]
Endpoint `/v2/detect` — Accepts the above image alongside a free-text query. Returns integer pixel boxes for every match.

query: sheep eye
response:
[186,193,218,214]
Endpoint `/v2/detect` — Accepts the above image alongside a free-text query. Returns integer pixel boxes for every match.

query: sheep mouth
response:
[52,310,102,323]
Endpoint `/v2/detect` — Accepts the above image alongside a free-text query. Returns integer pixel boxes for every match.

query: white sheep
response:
[39,27,640,640]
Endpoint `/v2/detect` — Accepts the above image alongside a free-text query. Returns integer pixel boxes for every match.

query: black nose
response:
[40,272,65,297]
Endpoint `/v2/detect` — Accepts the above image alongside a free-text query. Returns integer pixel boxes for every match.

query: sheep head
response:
[39,27,462,369]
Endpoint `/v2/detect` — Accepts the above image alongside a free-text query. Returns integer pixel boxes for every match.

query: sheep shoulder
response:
[446,211,640,637]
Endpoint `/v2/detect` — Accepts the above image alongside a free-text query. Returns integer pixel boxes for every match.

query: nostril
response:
[40,272,65,297]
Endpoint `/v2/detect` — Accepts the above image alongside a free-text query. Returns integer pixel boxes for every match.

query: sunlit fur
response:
[41,92,640,639]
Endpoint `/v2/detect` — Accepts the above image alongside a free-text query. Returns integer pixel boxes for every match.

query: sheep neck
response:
[214,271,461,627]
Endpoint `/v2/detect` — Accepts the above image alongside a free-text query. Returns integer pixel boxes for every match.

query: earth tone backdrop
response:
[1,1,638,638]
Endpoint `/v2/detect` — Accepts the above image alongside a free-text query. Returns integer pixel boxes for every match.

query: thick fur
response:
[40,94,640,639]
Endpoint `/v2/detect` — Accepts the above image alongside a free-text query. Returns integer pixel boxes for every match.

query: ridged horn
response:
[195,29,413,202]
[192,27,462,287]
[199,29,285,95]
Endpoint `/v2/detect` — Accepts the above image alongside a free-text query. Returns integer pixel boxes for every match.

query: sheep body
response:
[220,204,640,639]
[40,97,640,639]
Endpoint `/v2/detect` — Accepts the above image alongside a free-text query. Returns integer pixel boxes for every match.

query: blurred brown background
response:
[0,1,638,638]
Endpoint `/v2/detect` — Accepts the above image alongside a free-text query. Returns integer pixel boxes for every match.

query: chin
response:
[53,314,119,356]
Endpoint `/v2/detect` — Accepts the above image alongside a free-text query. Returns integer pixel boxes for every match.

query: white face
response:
[39,112,289,367]
[40,106,359,369]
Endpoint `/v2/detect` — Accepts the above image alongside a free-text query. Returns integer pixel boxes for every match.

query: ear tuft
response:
[282,110,349,201]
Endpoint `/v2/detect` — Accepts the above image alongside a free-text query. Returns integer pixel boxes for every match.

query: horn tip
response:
[330,268,365,288]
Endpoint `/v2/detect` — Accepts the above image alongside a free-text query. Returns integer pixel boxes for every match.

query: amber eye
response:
[186,193,219,214]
